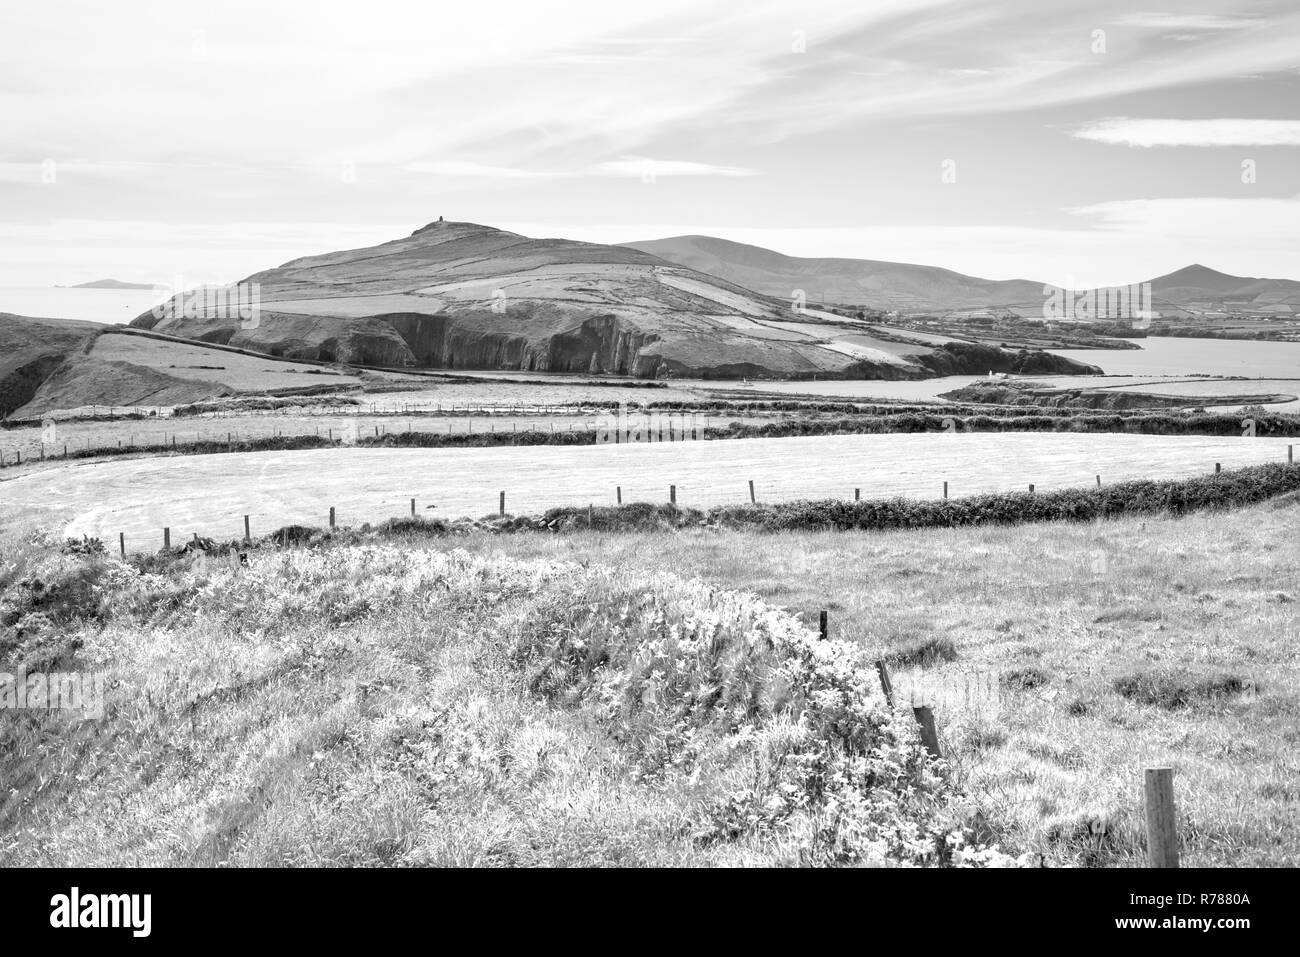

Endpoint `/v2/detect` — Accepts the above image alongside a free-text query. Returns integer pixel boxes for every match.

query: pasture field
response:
[445,504,1300,866]
[2,432,1293,547]
[2,496,1294,866]
[88,333,364,392]
[0,411,728,464]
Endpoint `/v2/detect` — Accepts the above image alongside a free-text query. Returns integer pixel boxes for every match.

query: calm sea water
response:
[0,286,167,324]
[1051,337,1300,379]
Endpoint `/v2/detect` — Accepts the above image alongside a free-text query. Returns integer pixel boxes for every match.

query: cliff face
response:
[0,313,102,417]
[130,221,1108,381]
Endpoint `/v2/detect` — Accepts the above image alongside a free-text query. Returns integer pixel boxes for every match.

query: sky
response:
[1,0,1298,290]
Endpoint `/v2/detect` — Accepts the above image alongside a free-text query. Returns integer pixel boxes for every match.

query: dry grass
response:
[431,498,1300,866]
[1,532,996,867]
[3,494,1296,867]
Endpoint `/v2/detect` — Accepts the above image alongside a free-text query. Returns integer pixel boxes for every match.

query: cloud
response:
[586,157,759,178]
[402,161,560,179]
[1116,13,1267,31]
[1072,118,1300,147]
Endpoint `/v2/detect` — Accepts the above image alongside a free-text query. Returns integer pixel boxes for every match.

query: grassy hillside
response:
[0,313,101,417]
[1,530,1005,867]
[5,327,369,419]
[2,495,1296,866]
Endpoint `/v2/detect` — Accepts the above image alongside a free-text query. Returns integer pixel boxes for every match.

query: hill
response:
[622,235,1046,312]
[0,313,102,417]
[130,221,1099,381]
[1148,264,1300,317]
[625,237,1300,319]
[0,314,365,419]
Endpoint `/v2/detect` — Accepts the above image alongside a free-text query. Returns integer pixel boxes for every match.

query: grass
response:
[3,493,1296,867]
[423,498,1300,867]
[1,529,1009,867]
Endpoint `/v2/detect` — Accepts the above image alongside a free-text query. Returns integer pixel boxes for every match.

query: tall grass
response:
[0,539,1020,867]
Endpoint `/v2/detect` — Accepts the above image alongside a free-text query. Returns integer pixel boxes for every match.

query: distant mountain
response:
[132,220,1098,381]
[70,279,158,290]
[622,235,1045,313]
[623,237,1300,318]
[1147,264,1300,316]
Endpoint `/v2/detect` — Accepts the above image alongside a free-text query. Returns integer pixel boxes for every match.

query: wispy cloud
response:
[587,157,758,178]
[1116,12,1268,31]
[1073,117,1300,147]
[402,161,559,179]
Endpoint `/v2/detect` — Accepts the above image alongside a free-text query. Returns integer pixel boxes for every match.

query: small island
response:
[66,279,158,290]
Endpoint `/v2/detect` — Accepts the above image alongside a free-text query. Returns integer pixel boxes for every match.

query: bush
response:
[886,635,958,668]
[1113,669,1253,710]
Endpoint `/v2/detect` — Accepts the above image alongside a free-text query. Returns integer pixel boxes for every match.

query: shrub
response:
[1000,667,1050,690]
[1113,669,1253,710]
[885,634,958,668]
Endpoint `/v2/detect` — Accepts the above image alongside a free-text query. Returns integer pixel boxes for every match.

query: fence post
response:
[818,610,828,640]
[329,507,335,529]
[913,705,941,758]
[411,498,416,517]
[749,479,756,504]
[670,485,676,505]
[163,527,171,551]
[616,486,622,505]
[119,532,125,557]
[499,491,506,516]
[875,659,895,708]
[1215,463,1221,474]
[244,515,250,542]
[943,481,948,499]
[854,487,860,501]
[1144,767,1179,868]
[1096,474,1101,487]
[1028,483,1035,493]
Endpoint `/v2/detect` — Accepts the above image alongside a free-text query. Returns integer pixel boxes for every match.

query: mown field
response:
[1,433,1293,547]
[2,495,1295,866]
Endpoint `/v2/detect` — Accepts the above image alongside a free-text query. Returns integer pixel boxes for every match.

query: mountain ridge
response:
[622,235,1300,317]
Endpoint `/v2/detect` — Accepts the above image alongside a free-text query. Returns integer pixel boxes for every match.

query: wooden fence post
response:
[670,485,676,505]
[119,532,126,557]
[1028,484,1035,493]
[913,705,941,758]
[499,491,506,516]
[1144,767,1179,868]
[854,487,860,501]
[616,486,622,505]
[943,481,948,499]
[244,515,250,542]
[411,498,416,517]
[329,507,336,529]
[1215,463,1221,474]
[875,659,895,708]
[1096,474,1101,487]
[163,527,171,551]
[749,479,756,504]
[818,610,828,640]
